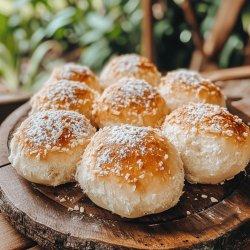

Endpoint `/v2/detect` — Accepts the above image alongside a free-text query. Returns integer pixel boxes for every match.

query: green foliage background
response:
[0,0,249,92]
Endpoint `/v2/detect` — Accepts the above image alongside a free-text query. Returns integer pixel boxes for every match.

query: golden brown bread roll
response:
[162,103,250,184]
[77,125,184,218]
[48,63,101,92]
[158,69,226,111]
[30,80,99,124]
[100,54,161,89]
[93,78,169,128]
[9,110,96,186]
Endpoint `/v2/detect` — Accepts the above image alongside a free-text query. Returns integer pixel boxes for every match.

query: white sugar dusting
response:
[113,54,141,73]
[91,125,169,185]
[102,125,148,147]
[33,80,94,111]
[59,63,92,79]
[166,69,221,94]
[166,103,249,141]
[100,78,158,112]
[16,110,95,158]
[169,69,204,85]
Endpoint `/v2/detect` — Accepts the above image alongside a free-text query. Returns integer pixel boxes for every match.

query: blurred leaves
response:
[0,43,19,90]
[22,40,59,89]
[46,7,76,37]
[0,0,141,92]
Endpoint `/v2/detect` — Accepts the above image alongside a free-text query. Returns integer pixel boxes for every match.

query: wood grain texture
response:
[0,100,250,249]
[220,79,250,119]
[181,0,203,51]
[203,0,245,59]
[27,245,44,250]
[0,213,36,249]
[202,65,250,82]
[141,0,155,62]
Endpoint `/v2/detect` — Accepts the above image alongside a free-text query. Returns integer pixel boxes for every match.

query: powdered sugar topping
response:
[168,69,205,85]
[59,63,92,79]
[166,103,249,141]
[15,110,95,159]
[90,125,170,185]
[165,69,221,94]
[100,78,158,111]
[32,80,96,112]
[112,54,141,73]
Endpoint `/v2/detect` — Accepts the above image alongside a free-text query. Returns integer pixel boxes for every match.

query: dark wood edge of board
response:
[0,102,30,167]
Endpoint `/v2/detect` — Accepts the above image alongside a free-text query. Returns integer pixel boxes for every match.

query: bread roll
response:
[9,110,96,186]
[158,69,226,111]
[100,54,161,89]
[48,63,101,92]
[31,80,98,123]
[162,103,250,184]
[77,125,184,218]
[93,78,169,128]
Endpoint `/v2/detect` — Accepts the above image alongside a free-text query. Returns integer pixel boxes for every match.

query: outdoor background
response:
[1,0,250,93]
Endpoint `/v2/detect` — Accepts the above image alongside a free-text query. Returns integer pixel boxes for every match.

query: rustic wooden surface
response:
[0,81,250,249]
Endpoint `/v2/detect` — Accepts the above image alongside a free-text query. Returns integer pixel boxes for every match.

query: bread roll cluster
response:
[77,125,184,218]
[159,69,226,111]
[100,54,161,89]
[93,77,168,128]
[30,80,98,124]
[9,110,96,186]
[162,103,250,184]
[47,63,101,92]
[9,54,250,218]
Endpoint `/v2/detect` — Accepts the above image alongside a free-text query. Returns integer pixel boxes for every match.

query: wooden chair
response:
[141,0,250,80]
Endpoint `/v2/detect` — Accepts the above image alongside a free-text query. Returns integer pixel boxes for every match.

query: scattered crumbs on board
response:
[210,197,218,203]
[73,205,79,211]
[59,198,66,203]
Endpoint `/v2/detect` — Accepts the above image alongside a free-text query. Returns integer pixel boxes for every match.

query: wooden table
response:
[0,213,42,249]
[0,79,250,250]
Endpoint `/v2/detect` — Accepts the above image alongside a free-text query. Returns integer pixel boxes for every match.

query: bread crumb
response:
[68,207,73,211]
[73,205,79,211]
[186,211,191,215]
[59,198,66,203]
[201,194,207,199]
[80,206,85,213]
[210,197,218,203]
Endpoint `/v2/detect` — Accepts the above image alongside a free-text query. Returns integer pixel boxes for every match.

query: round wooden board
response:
[0,102,250,249]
